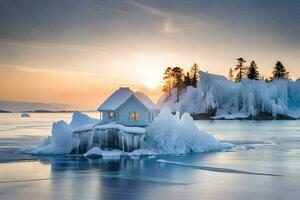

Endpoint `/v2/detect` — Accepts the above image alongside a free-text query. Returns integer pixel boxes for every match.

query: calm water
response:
[0,113,300,200]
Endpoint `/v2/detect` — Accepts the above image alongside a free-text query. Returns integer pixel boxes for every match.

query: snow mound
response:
[84,147,126,158]
[84,147,157,158]
[143,107,232,154]
[159,71,300,118]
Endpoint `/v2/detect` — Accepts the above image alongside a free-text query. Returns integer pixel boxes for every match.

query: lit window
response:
[109,112,115,119]
[130,112,139,121]
[100,112,103,120]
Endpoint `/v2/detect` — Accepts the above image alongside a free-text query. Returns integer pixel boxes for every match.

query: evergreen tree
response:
[228,68,234,81]
[234,57,246,82]
[183,72,192,87]
[172,67,184,102]
[190,63,199,87]
[247,60,260,80]
[272,61,289,80]
[162,67,173,97]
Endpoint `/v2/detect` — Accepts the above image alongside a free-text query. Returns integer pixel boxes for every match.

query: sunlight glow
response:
[143,80,159,90]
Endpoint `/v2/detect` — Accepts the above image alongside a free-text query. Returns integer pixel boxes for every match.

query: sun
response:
[143,81,159,90]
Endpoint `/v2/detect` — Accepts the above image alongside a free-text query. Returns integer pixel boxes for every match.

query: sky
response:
[0,0,299,109]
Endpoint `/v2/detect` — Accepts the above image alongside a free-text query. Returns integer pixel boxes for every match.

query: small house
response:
[97,87,159,127]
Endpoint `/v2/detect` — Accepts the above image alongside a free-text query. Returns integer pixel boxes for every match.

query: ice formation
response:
[19,109,230,156]
[159,71,300,118]
[21,112,100,154]
[144,107,231,154]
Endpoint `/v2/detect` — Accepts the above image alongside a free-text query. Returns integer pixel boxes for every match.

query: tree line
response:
[162,63,199,101]
[229,58,290,82]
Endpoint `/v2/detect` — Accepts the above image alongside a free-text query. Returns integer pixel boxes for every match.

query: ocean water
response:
[0,113,300,200]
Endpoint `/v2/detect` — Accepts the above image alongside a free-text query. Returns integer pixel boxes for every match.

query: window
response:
[109,111,115,119]
[130,112,139,121]
[99,112,103,120]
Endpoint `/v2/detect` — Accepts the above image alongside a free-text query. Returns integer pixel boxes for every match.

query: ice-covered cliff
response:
[158,71,300,119]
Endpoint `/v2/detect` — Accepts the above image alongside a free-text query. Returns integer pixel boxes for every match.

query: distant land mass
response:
[0,109,11,113]
[0,100,89,112]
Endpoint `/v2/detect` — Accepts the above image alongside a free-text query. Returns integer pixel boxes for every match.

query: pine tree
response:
[183,72,192,87]
[234,57,246,82]
[162,67,173,97]
[228,68,234,81]
[272,61,289,80]
[190,63,199,87]
[247,60,260,80]
[172,67,184,102]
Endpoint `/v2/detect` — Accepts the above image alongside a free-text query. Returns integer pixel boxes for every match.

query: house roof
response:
[97,87,158,111]
[98,87,134,111]
[133,92,158,110]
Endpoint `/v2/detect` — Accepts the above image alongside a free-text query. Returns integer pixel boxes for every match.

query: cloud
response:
[126,0,203,34]
[162,19,182,34]
[0,39,107,53]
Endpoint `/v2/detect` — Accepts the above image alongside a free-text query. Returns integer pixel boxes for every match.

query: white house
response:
[97,87,159,127]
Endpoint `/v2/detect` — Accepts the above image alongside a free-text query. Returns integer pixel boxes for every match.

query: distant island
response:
[0,109,11,113]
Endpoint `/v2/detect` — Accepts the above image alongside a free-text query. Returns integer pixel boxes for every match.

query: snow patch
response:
[95,123,146,134]
[84,147,126,158]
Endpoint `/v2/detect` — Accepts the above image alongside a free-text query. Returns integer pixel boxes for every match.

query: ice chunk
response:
[143,107,232,154]
[69,111,99,129]
[21,112,99,155]
[30,120,74,154]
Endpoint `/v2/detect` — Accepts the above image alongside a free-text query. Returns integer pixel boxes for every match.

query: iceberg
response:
[159,71,300,119]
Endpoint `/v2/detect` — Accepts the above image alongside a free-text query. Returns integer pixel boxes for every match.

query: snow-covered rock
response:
[159,71,300,119]
[21,113,31,117]
[143,107,232,154]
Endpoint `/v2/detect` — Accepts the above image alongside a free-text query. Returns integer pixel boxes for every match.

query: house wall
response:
[117,97,150,126]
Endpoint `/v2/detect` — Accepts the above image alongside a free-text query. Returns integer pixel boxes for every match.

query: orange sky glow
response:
[0,1,299,110]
